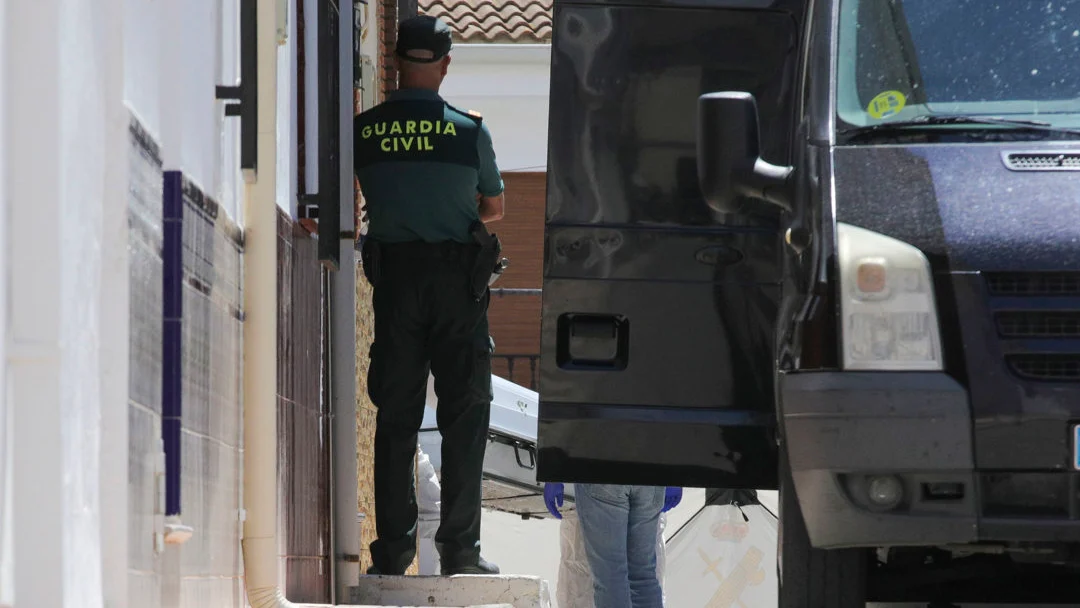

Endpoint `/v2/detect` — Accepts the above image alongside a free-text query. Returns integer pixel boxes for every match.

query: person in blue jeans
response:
[545,482,682,608]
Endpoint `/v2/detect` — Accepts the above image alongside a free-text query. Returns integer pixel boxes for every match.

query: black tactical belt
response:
[379,240,478,260]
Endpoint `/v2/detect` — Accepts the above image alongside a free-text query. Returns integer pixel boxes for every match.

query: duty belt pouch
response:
[360,238,382,286]
[469,221,500,301]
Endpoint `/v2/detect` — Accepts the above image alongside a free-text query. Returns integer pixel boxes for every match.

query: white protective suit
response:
[556,485,667,608]
[416,446,443,574]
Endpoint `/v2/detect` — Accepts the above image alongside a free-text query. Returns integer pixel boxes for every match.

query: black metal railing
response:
[489,287,542,390]
[490,288,543,297]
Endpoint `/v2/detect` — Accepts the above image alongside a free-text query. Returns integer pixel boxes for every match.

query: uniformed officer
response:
[354,14,506,576]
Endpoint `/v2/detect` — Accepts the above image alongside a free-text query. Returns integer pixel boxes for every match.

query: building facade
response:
[0,0,381,605]
[0,0,555,605]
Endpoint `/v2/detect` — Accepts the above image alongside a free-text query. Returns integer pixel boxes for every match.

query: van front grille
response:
[996,312,1080,338]
[986,272,1080,296]
[986,272,1080,383]
[1006,355,1080,382]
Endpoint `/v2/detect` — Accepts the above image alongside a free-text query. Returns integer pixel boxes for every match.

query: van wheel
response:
[778,445,868,608]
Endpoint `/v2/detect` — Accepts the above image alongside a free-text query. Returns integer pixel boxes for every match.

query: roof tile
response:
[419,0,553,43]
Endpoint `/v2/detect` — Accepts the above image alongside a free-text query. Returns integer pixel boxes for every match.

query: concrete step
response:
[349,574,551,608]
[299,605,512,608]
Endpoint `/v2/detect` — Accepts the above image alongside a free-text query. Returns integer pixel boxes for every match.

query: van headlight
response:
[837,223,943,371]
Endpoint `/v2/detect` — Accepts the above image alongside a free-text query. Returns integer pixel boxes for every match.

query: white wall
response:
[276,0,298,215]
[303,0,320,198]
[440,44,551,173]
[4,0,130,605]
[7,3,68,603]
[220,0,243,220]
[98,0,132,603]
[124,0,243,219]
[58,0,110,599]
[0,0,10,602]
[124,0,163,141]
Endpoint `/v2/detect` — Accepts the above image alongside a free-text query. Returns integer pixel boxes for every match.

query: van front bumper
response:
[780,371,979,549]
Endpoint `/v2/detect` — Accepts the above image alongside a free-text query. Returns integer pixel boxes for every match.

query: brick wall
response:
[487,172,546,389]
[379,0,397,97]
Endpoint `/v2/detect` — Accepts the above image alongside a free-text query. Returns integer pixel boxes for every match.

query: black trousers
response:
[366,241,493,574]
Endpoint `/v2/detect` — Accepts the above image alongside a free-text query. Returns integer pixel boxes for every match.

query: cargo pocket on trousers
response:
[366,342,382,405]
[471,335,494,403]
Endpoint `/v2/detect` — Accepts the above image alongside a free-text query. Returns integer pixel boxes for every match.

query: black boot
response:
[441,555,500,576]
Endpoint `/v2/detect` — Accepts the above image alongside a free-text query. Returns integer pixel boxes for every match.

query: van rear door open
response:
[537,0,806,489]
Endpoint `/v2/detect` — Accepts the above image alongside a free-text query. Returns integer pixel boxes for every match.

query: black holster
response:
[469,221,501,301]
[360,237,382,286]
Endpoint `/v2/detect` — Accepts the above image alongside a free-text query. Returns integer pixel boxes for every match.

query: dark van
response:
[537,0,1080,605]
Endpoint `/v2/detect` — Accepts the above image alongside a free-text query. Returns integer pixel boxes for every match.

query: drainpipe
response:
[241,0,297,605]
[331,0,360,600]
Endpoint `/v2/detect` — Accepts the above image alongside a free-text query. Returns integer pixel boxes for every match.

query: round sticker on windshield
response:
[867,90,906,120]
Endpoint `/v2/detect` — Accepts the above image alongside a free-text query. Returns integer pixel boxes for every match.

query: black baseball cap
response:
[396,15,453,63]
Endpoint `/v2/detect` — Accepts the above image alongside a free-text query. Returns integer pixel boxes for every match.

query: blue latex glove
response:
[662,487,683,513]
[544,482,564,519]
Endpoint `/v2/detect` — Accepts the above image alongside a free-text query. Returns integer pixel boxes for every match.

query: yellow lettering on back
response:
[443,122,457,137]
[402,137,414,151]
[390,121,403,135]
[419,120,433,134]
[380,138,391,152]
[374,123,386,136]
[406,121,417,134]
[362,125,372,139]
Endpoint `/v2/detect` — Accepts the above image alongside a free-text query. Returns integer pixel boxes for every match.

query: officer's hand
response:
[543,482,564,519]
[662,487,683,513]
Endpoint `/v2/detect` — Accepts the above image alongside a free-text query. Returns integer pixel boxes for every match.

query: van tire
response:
[778,444,868,608]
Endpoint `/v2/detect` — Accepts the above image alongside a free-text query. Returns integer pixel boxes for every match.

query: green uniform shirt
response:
[354,88,504,244]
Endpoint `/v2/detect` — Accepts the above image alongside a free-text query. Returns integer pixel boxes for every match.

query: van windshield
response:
[836,0,1080,131]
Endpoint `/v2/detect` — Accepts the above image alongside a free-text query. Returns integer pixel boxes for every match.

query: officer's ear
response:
[440,55,451,77]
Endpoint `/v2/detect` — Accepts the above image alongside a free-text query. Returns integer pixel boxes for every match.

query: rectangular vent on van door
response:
[985,272,1080,296]
[556,313,629,370]
[1003,152,1080,171]
[996,311,1080,338]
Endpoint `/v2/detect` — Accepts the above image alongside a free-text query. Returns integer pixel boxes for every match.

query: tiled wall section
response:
[126,113,245,608]
[276,211,333,603]
[179,177,245,608]
[128,115,166,608]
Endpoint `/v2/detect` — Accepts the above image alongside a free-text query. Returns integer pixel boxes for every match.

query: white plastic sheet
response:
[663,503,778,608]
[555,492,667,608]
[416,447,443,575]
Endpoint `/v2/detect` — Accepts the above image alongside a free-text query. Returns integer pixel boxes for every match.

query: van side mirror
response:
[696,91,794,214]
